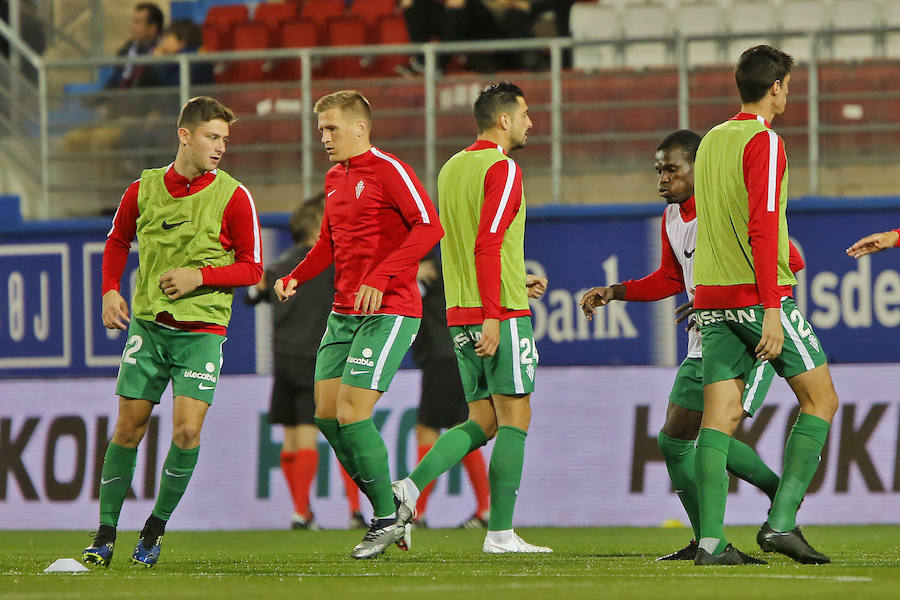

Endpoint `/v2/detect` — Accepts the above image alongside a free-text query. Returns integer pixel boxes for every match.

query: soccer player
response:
[846,228,900,257]
[692,45,839,565]
[392,82,552,554]
[274,90,443,559]
[411,253,490,529]
[82,96,263,568]
[580,129,804,562]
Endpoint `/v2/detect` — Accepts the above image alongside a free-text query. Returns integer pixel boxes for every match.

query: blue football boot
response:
[131,533,163,567]
[82,537,115,568]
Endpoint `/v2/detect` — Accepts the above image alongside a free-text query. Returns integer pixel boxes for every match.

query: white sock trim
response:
[486,528,515,543]
[698,537,721,553]
[403,477,420,501]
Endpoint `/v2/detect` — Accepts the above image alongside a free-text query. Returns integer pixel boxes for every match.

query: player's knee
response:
[172,425,202,448]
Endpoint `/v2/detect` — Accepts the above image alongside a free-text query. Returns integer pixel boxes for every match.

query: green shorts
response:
[697,298,827,386]
[115,317,226,405]
[450,316,538,402]
[315,312,420,391]
[669,356,775,417]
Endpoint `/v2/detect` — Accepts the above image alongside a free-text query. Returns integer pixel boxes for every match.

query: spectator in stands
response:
[401,0,573,72]
[150,19,214,87]
[105,2,164,89]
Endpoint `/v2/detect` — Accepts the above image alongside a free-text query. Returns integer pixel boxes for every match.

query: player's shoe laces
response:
[458,512,489,530]
[694,543,766,565]
[757,522,830,564]
[391,480,417,526]
[482,533,553,554]
[349,511,368,529]
[656,539,698,561]
[291,513,321,531]
[82,531,115,568]
[350,518,406,559]
[131,533,163,567]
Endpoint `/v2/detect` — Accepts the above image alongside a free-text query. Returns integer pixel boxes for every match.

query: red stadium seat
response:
[349,0,397,26]
[201,22,228,51]
[224,22,272,82]
[374,15,410,76]
[300,0,346,26]
[254,2,299,32]
[324,16,369,78]
[273,18,321,80]
[205,4,249,30]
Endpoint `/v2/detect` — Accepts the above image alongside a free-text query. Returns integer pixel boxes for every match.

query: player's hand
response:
[275,277,298,302]
[101,289,130,329]
[526,274,548,299]
[159,268,203,300]
[354,284,383,314]
[755,307,784,361]
[417,260,438,286]
[579,286,614,320]
[846,230,899,258]
[475,318,500,357]
[674,299,696,331]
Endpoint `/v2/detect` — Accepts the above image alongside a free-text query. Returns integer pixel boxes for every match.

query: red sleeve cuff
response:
[361,274,390,292]
[894,229,900,247]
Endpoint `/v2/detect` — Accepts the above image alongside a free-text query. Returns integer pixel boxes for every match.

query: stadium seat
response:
[324,16,369,79]
[300,0,347,26]
[254,2,299,32]
[349,0,397,26]
[201,22,229,51]
[374,14,410,76]
[205,4,249,31]
[224,22,271,83]
[273,18,321,80]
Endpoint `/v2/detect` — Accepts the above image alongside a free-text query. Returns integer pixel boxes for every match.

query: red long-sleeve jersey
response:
[281,147,443,317]
[103,164,263,333]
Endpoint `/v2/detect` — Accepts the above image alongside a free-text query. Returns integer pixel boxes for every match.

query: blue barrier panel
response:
[2,196,899,376]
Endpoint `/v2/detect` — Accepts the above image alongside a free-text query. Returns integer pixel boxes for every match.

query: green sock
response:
[727,437,780,500]
[152,441,199,521]
[315,417,359,480]
[768,413,830,532]
[339,418,395,518]
[410,420,488,492]
[695,428,732,554]
[657,431,700,541]
[98,442,138,527]
[488,425,527,531]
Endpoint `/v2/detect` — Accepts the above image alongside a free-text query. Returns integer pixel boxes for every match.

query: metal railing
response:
[2,24,900,218]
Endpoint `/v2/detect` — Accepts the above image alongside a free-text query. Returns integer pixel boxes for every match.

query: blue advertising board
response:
[2,197,899,377]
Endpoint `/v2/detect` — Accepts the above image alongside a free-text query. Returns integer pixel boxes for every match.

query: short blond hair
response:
[314,90,371,122]
[177,96,236,130]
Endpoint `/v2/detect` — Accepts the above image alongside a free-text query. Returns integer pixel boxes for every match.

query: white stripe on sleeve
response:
[489,158,517,234]
[766,130,778,212]
[370,147,430,224]
[238,184,262,264]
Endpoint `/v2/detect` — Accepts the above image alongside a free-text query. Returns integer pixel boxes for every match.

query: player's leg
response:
[693,311,764,565]
[481,317,550,554]
[336,314,420,558]
[84,318,167,568]
[340,467,365,528]
[726,361,780,500]
[459,449,490,528]
[397,326,493,513]
[283,424,320,530]
[657,357,705,559]
[758,300,835,563]
[413,422,440,526]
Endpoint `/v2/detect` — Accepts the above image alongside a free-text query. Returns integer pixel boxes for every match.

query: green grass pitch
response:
[3,526,899,599]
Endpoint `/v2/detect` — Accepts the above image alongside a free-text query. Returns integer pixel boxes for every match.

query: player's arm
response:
[846,228,900,258]
[744,130,786,360]
[162,185,264,300]
[788,240,805,273]
[472,158,523,356]
[276,205,334,302]
[579,211,684,319]
[101,180,140,329]
[356,160,443,314]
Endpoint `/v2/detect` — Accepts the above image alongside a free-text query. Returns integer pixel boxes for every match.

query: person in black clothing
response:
[409,253,490,528]
[150,20,214,87]
[105,2,164,90]
[247,195,365,529]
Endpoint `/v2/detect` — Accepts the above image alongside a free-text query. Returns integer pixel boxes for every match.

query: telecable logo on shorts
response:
[346,346,375,367]
[696,308,758,326]
[183,369,217,383]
